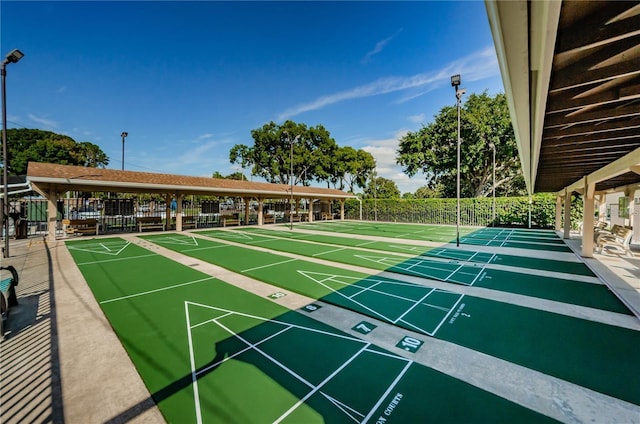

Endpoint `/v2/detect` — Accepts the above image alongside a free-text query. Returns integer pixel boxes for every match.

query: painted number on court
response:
[302,304,322,313]
[268,292,287,299]
[396,336,423,353]
[352,321,377,335]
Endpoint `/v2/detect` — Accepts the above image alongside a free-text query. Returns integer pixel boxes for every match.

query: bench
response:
[222,215,241,227]
[596,225,633,256]
[181,216,198,230]
[65,219,99,236]
[321,212,334,221]
[0,266,19,338]
[288,214,302,223]
[263,214,276,224]
[138,216,165,232]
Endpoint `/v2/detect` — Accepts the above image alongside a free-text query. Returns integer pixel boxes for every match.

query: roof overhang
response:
[26,162,356,201]
[486,0,640,196]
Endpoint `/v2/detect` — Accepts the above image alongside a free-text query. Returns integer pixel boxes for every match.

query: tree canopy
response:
[364,176,400,199]
[396,92,524,198]
[229,120,375,191]
[5,128,109,175]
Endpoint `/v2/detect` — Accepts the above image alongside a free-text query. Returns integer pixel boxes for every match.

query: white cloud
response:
[407,113,425,124]
[278,46,498,120]
[28,114,58,128]
[361,28,403,64]
[360,129,425,194]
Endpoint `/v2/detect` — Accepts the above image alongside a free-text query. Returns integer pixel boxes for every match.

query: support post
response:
[582,177,595,258]
[340,199,345,220]
[307,198,313,222]
[176,193,183,231]
[47,188,58,242]
[555,195,562,231]
[257,198,264,225]
[244,197,251,225]
[563,189,572,239]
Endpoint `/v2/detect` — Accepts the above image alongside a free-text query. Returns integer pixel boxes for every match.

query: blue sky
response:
[1,1,504,194]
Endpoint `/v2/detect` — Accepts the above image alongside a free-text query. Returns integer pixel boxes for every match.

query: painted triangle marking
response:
[68,241,131,256]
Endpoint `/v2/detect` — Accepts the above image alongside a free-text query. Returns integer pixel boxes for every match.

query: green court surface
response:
[141,233,640,406]
[65,238,555,423]
[240,227,595,276]
[296,221,474,243]
[294,221,571,252]
[197,229,628,314]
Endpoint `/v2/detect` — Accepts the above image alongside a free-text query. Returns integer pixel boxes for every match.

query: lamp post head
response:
[3,49,24,65]
[450,74,461,88]
[121,132,128,138]
[488,142,495,151]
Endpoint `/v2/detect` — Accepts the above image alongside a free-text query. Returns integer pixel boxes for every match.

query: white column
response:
[257,198,264,225]
[582,178,595,258]
[47,188,58,242]
[555,195,562,231]
[563,190,572,239]
[340,199,345,220]
[244,197,251,225]
[176,193,183,231]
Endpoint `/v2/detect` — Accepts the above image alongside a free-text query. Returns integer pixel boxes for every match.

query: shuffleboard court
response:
[241,226,595,277]
[65,238,555,423]
[142,233,640,406]
[297,221,573,252]
[197,230,628,314]
[296,221,474,243]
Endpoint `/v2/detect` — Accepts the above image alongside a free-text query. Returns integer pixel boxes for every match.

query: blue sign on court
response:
[302,303,322,313]
[352,321,377,334]
[396,336,424,353]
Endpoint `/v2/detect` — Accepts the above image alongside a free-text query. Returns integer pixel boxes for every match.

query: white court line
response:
[362,360,412,423]
[274,344,371,424]
[312,247,347,257]
[185,303,203,424]
[186,301,367,343]
[395,288,436,323]
[348,281,382,299]
[77,253,157,266]
[431,295,465,336]
[100,276,216,304]
[242,258,297,273]
[183,244,231,253]
[188,302,417,423]
[196,323,293,377]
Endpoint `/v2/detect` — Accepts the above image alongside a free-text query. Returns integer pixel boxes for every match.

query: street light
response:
[121,131,128,170]
[1,49,24,258]
[451,74,465,247]
[488,141,496,225]
[288,134,300,230]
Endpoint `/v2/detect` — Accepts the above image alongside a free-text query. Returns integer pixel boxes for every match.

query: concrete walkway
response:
[1,229,639,423]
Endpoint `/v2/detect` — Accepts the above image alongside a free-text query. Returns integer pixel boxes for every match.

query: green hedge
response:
[344,193,584,229]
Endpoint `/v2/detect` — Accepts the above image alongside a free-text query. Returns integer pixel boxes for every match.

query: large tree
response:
[396,92,524,198]
[229,120,374,189]
[364,176,400,199]
[5,128,109,174]
[332,146,376,193]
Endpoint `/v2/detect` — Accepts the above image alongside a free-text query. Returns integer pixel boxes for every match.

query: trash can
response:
[15,219,28,239]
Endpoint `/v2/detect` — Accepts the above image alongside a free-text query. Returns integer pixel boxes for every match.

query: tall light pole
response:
[121,131,128,170]
[488,141,496,225]
[451,74,465,247]
[1,49,24,258]
[288,134,300,230]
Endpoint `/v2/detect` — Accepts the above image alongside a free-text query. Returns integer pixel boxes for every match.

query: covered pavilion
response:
[487,1,640,257]
[26,161,356,242]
